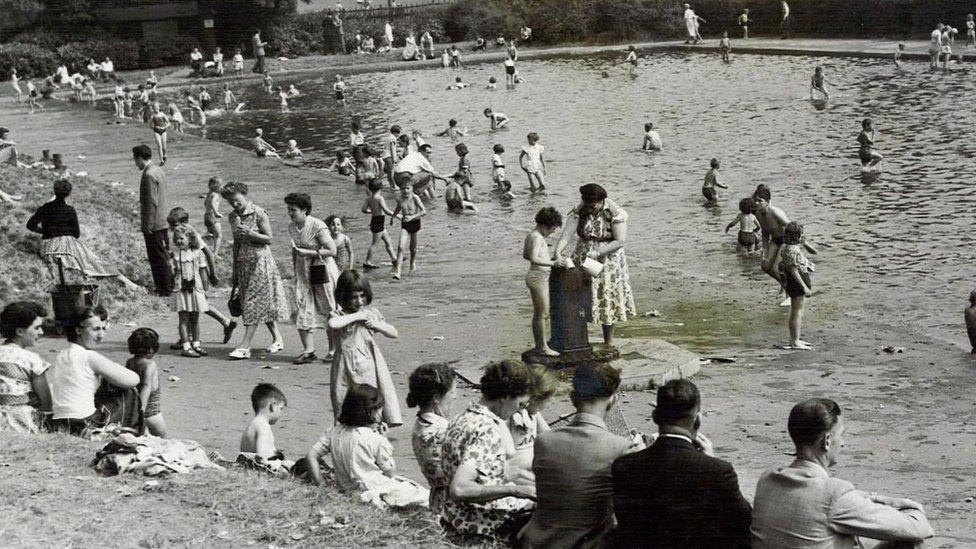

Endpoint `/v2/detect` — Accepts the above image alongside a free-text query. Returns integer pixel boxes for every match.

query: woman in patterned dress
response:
[439,360,536,543]
[284,193,338,365]
[0,301,52,433]
[407,362,458,514]
[221,181,289,360]
[554,183,636,346]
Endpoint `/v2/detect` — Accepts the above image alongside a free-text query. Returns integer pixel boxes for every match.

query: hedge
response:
[0,42,58,79]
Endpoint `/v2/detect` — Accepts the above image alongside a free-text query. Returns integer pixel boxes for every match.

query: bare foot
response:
[537,347,560,357]
[791,341,813,350]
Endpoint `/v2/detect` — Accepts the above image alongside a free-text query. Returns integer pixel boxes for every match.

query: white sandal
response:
[266,341,283,354]
[228,348,251,360]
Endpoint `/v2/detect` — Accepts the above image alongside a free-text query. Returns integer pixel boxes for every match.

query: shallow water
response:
[192,51,976,349]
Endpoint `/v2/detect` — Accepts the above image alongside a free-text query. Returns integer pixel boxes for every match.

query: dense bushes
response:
[0,43,58,79]
[56,39,140,72]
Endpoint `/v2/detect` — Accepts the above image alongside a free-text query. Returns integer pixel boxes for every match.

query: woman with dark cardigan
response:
[26,178,141,291]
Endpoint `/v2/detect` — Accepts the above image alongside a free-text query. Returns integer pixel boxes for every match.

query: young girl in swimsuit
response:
[150,102,170,165]
[810,66,829,100]
[126,328,167,437]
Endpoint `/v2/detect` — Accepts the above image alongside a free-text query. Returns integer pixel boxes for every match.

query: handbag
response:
[227,286,242,317]
[309,263,328,285]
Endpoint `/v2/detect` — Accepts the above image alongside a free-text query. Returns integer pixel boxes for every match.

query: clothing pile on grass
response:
[91,433,222,476]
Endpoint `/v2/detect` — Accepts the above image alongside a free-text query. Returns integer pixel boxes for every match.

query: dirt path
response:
[4,48,974,544]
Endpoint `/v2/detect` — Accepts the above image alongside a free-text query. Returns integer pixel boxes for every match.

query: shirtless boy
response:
[361,179,397,269]
[752,184,790,283]
[391,182,428,280]
[444,173,478,213]
[240,383,287,460]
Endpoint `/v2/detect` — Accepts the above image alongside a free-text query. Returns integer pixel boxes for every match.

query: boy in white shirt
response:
[518,132,547,192]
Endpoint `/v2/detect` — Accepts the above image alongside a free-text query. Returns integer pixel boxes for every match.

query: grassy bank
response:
[0,433,451,548]
[0,164,164,321]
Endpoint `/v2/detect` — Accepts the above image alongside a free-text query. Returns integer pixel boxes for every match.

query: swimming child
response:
[436,118,467,143]
[702,158,728,203]
[642,122,663,151]
[287,84,301,98]
[624,45,638,76]
[523,207,563,357]
[455,142,474,201]
[491,143,506,187]
[361,179,397,269]
[857,118,883,169]
[810,66,829,100]
[284,139,303,159]
[519,132,547,192]
[169,225,210,358]
[126,328,167,437]
[724,197,761,253]
[240,383,288,459]
[719,31,732,63]
[504,56,517,86]
[204,177,223,255]
[304,384,427,507]
[444,173,478,212]
[895,43,906,67]
[277,87,289,112]
[447,76,469,90]
[391,182,427,280]
[738,9,750,39]
[326,215,354,272]
[486,76,498,89]
[263,71,274,94]
[779,222,815,350]
[330,150,354,175]
[349,121,365,147]
[149,102,170,165]
[327,270,402,426]
[333,74,347,105]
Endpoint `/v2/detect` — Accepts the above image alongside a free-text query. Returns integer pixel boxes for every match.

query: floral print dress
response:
[570,198,637,325]
[288,215,338,331]
[439,403,534,540]
[412,412,449,514]
[0,344,49,433]
[230,203,290,326]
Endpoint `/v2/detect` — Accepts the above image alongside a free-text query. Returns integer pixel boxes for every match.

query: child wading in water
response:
[126,328,167,437]
[624,45,638,76]
[455,143,474,201]
[894,43,906,67]
[170,225,210,357]
[964,290,976,353]
[719,31,732,63]
[857,118,883,170]
[361,179,397,269]
[328,270,402,426]
[444,173,478,212]
[779,222,815,350]
[523,207,563,357]
[519,132,547,192]
[810,66,830,100]
[484,108,509,130]
[326,215,354,272]
[204,177,224,255]
[725,197,761,253]
[702,157,728,204]
[391,182,428,280]
[967,14,976,49]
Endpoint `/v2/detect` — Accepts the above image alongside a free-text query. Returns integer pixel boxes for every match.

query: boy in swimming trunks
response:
[391,182,427,280]
[725,197,761,253]
[361,179,397,269]
[702,158,727,204]
[444,173,478,213]
[810,66,829,100]
[523,207,563,357]
[491,144,506,187]
[857,118,883,169]
[455,143,474,201]
[752,184,790,284]
[484,108,509,130]
[719,31,732,63]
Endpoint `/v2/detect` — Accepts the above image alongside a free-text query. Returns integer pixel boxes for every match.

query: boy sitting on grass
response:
[240,383,288,461]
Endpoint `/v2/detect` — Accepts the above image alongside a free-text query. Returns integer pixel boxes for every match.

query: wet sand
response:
[4,48,974,545]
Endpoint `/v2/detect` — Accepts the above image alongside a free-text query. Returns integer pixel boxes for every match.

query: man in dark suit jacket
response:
[611,379,752,549]
[133,144,170,296]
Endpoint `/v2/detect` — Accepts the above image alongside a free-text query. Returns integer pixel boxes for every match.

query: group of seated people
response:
[0,298,937,547]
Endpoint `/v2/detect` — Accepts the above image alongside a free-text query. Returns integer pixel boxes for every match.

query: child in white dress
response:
[170,226,209,357]
[304,384,428,509]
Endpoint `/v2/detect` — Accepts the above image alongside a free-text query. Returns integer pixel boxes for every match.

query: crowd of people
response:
[2,8,963,547]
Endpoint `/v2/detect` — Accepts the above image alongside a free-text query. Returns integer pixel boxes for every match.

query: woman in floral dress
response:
[407,362,458,514]
[555,183,636,346]
[284,193,338,365]
[439,360,536,543]
[221,181,289,360]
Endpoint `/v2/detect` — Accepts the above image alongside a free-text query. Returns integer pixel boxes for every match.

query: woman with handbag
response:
[221,181,290,360]
[553,183,636,347]
[285,193,339,365]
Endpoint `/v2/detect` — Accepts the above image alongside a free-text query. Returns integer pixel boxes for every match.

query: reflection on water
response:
[191,51,976,347]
